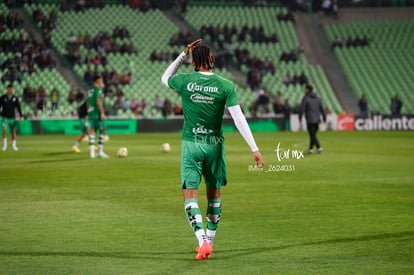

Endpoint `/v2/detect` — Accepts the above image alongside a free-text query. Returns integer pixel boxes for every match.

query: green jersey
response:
[87,86,103,120]
[168,72,239,144]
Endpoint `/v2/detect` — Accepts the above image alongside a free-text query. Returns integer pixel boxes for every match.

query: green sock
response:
[206,198,221,243]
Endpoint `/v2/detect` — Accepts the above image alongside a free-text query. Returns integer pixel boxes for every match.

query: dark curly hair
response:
[192,44,214,72]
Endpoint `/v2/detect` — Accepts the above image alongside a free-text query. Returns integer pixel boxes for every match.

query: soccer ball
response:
[161,143,171,153]
[117,147,128,158]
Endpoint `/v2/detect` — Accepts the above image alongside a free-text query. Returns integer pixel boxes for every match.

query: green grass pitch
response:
[0,131,413,274]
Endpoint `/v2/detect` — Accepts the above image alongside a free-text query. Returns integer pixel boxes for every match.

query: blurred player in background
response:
[0,84,23,151]
[161,39,264,260]
[71,100,88,153]
[87,75,108,158]
[299,84,326,154]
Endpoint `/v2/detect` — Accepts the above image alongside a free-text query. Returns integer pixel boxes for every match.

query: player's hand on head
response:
[184,39,202,55]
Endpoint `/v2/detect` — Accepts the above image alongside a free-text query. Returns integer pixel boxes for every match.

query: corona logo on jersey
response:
[187,82,218,93]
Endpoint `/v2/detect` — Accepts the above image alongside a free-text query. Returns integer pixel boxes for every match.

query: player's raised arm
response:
[161,39,202,87]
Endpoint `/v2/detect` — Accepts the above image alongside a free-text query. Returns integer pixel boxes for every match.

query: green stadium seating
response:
[325,20,413,114]
[23,3,414,118]
[184,5,342,114]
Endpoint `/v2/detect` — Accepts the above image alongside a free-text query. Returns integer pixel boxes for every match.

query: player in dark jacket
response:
[299,84,326,154]
[0,84,23,151]
[71,100,88,152]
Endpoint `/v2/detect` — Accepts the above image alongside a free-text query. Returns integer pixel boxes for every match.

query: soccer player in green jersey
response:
[161,39,264,260]
[0,84,23,151]
[71,100,88,153]
[87,75,109,158]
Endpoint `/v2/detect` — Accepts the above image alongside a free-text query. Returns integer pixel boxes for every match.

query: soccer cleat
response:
[2,145,6,151]
[317,148,323,154]
[12,146,18,151]
[90,152,95,159]
[195,242,213,261]
[97,152,109,158]
[306,149,313,154]
[72,146,81,153]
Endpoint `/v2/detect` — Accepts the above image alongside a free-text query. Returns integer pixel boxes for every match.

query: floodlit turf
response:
[0,131,413,274]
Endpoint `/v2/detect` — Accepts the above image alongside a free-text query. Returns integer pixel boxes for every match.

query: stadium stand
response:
[324,20,414,114]
[1,1,411,119]
[19,2,343,117]
[0,3,71,117]
[184,5,343,114]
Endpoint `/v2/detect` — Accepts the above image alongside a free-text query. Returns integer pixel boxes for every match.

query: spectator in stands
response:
[140,99,147,112]
[113,93,125,113]
[131,101,143,116]
[177,0,188,13]
[68,89,77,104]
[36,86,48,113]
[115,86,124,98]
[322,0,338,17]
[65,47,81,65]
[126,42,137,54]
[119,69,132,85]
[122,97,130,111]
[277,10,295,23]
[130,98,138,112]
[247,68,262,90]
[50,88,59,112]
[75,0,87,12]
[75,88,84,102]
[272,92,285,114]
[23,84,35,103]
[32,8,46,26]
[283,73,293,85]
[346,35,356,48]
[280,50,298,63]
[37,47,56,69]
[262,57,276,75]
[153,93,164,113]
[250,88,270,117]
[120,26,130,39]
[354,35,369,47]
[43,9,57,30]
[130,0,141,10]
[162,97,172,118]
[2,68,22,83]
[173,103,183,116]
[358,94,369,118]
[332,0,339,18]
[390,95,402,115]
[332,36,344,49]
[42,30,52,47]
[84,68,94,86]
[60,0,70,12]
[295,72,309,86]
